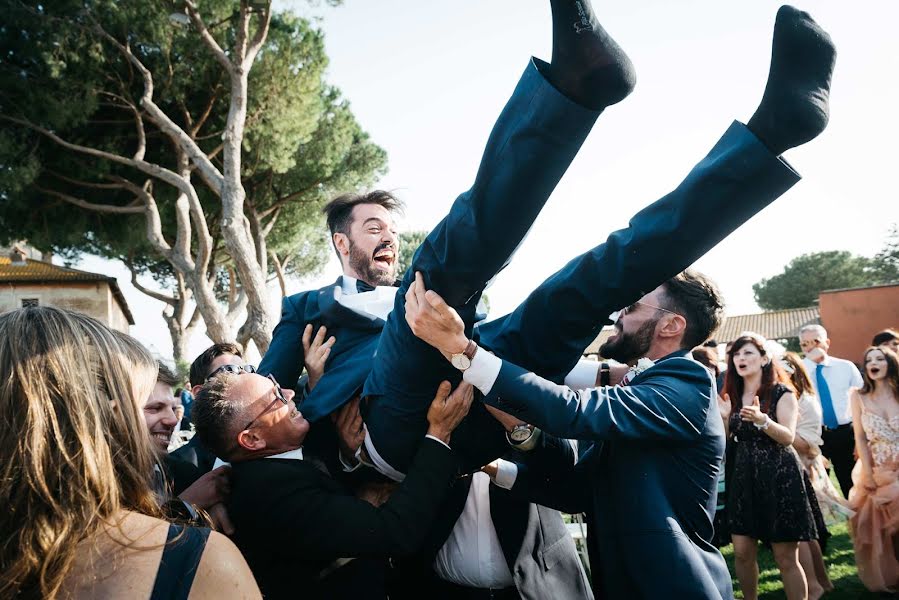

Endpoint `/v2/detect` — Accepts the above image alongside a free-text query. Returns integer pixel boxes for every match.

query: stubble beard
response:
[348,239,395,287]
[599,317,658,364]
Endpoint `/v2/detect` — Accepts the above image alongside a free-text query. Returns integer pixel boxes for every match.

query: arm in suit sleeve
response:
[258,294,308,389]
[497,432,596,514]
[276,437,458,559]
[484,357,713,443]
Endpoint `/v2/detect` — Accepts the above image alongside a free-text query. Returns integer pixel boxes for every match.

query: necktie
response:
[815,363,839,429]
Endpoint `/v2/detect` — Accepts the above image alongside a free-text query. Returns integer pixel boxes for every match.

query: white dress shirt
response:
[336,281,525,589]
[337,275,397,321]
[433,472,515,588]
[803,356,863,426]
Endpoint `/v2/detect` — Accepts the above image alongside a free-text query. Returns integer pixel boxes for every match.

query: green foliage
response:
[752,251,880,310]
[722,521,878,598]
[870,223,899,284]
[0,0,386,295]
[396,230,428,278]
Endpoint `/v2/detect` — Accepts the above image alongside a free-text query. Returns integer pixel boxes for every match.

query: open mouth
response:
[151,431,172,445]
[372,247,395,271]
[870,367,882,376]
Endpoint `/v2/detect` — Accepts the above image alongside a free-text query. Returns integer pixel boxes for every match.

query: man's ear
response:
[237,429,267,452]
[191,384,203,396]
[658,314,687,339]
[333,232,350,259]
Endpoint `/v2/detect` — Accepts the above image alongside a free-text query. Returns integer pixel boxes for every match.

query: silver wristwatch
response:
[450,339,478,371]
[507,424,535,445]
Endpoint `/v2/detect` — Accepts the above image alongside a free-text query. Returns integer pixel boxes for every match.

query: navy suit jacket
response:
[488,351,732,599]
[259,277,388,422]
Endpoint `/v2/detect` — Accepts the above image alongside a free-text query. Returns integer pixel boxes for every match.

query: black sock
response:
[747,5,836,155]
[545,0,636,111]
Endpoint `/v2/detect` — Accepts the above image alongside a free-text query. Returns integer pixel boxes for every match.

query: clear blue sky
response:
[86,1,899,361]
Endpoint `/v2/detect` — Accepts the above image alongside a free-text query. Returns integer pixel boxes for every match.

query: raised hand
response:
[405,271,468,356]
[179,464,231,510]
[426,381,475,445]
[739,396,766,426]
[718,393,732,423]
[302,324,335,390]
[207,502,235,535]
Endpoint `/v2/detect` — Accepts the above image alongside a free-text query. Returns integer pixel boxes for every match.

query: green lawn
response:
[720,521,885,599]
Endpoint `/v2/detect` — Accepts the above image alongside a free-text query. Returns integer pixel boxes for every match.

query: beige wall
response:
[0,282,131,333]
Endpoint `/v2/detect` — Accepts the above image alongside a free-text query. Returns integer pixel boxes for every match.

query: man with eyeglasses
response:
[191,371,474,600]
[170,342,250,473]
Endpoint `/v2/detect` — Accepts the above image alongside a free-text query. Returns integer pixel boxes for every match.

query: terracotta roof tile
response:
[0,258,135,324]
[584,306,820,356]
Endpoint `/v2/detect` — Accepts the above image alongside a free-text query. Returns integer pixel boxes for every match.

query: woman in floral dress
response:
[849,346,899,592]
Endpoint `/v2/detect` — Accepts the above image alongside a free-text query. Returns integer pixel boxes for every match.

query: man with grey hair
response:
[192,371,475,599]
[800,324,862,496]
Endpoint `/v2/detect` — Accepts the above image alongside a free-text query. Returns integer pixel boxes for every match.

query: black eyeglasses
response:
[610,300,681,323]
[205,363,257,382]
[238,374,290,432]
[622,300,680,317]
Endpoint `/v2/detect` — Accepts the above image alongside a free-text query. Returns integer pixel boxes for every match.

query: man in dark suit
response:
[191,372,473,600]
[404,269,733,598]
[259,2,632,596]
[360,4,837,477]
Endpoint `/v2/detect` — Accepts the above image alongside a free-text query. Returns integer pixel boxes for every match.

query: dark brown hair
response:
[691,346,720,377]
[189,343,243,387]
[872,328,899,347]
[723,335,792,417]
[157,360,180,388]
[859,346,899,399]
[322,190,403,256]
[659,270,724,349]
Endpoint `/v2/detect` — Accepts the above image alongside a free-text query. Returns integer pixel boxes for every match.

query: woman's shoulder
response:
[62,512,171,598]
[189,531,262,599]
[771,382,792,398]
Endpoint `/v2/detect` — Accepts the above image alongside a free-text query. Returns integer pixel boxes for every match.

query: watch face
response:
[509,427,531,442]
[451,353,471,370]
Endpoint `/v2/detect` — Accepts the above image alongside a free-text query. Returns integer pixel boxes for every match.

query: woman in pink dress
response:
[848,346,899,592]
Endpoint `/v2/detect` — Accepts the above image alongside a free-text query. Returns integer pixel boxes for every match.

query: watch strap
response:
[600,362,611,386]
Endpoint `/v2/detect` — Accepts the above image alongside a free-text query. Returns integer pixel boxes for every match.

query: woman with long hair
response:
[848,345,899,592]
[0,307,260,599]
[723,334,819,600]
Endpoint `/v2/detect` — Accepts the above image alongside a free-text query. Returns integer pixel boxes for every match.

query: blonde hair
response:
[0,307,161,598]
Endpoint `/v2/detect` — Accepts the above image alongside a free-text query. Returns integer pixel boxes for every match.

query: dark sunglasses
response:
[205,363,257,382]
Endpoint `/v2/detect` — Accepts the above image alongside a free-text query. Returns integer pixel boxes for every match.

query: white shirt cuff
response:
[491,459,518,490]
[339,450,363,472]
[463,346,502,395]
[426,434,452,450]
[564,359,601,390]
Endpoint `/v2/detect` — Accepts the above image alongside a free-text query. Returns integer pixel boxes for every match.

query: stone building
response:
[0,246,134,332]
